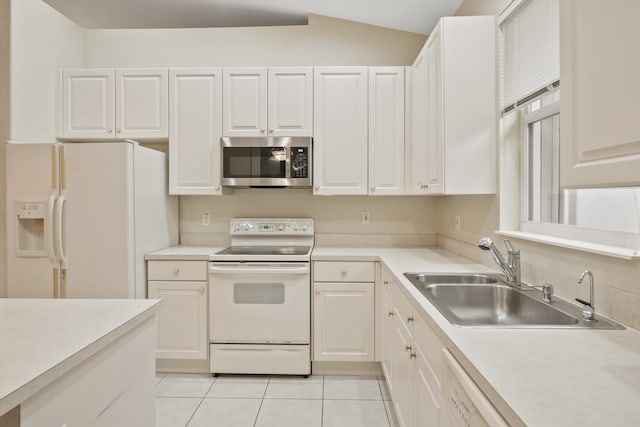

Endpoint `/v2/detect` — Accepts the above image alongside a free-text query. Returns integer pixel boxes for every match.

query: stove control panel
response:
[230,218,314,235]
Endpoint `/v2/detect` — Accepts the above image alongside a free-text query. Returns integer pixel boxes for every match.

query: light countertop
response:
[145,246,222,261]
[0,298,160,417]
[313,247,640,427]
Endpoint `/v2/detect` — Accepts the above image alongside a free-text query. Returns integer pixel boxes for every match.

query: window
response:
[516,91,640,253]
[500,0,640,257]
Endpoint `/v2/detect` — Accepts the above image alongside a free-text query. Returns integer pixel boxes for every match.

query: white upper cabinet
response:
[560,0,640,187]
[313,67,368,195]
[411,16,497,195]
[268,67,313,136]
[223,68,268,137]
[60,69,115,140]
[223,67,312,137]
[409,46,430,194]
[169,68,223,195]
[368,67,405,195]
[59,68,168,141]
[115,69,168,139]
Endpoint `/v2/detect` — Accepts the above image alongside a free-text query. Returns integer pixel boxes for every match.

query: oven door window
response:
[233,282,285,304]
[223,147,287,178]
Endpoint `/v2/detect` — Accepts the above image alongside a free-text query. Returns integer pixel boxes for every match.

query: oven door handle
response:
[209,264,310,275]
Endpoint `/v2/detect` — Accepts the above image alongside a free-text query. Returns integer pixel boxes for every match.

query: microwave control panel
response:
[290,147,309,178]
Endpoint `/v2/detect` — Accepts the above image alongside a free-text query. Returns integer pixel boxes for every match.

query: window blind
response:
[501,0,559,110]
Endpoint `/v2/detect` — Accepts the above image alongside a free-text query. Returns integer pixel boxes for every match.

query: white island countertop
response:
[313,247,640,427]
[0,298,160,417]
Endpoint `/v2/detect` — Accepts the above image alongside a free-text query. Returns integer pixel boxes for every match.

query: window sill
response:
[495,230,640,260]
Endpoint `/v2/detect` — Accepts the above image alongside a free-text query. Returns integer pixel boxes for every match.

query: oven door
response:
[209,262,310,343]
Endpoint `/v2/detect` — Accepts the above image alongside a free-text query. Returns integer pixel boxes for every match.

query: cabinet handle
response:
[405,345,412,352]
[199,287,204,294]
[260,129,265,133]
[409,352,417,359]
[269,129,274,134]
[383,280,389,286]
[173,268,180,274]
[407,316,415,323]
[116,128,121,133]
[388,311,394,317]
[107,129,113,133]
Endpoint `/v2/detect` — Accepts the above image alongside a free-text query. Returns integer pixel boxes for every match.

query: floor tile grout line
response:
[183,374,216,427]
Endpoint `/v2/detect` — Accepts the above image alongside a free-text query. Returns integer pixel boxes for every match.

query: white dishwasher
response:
[441,349,508,427]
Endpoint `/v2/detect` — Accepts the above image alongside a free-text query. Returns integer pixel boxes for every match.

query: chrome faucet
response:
[477,237,521,286]
[576,270,596,321]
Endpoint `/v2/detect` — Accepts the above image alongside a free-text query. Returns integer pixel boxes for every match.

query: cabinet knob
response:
[388,311,394,317]
[116,128,121,133]
[419,184,429,190]
[107,129,113,133]
[383,280,389,286]
[407,316,415,323]
[173,268,180,274]
[199,287,204,294]
[409,352,417,359]
[405,344,412,352]
[260,129,265,133]
[340,270,347,277]
[269,129,274,134]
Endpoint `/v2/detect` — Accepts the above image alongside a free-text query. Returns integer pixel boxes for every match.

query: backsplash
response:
[437,235,640,330]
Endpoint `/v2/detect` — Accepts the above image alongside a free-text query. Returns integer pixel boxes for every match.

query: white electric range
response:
[208,218,314,376]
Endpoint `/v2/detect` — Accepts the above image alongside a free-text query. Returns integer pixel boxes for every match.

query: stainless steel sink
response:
[403,273,624,329]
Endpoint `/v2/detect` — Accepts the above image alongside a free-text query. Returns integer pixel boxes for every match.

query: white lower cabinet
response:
[381,266,443,427]
[147,260,208,360]
[313,261,375,362]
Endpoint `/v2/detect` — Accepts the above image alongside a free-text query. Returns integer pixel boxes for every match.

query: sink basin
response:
[403,273,624,329]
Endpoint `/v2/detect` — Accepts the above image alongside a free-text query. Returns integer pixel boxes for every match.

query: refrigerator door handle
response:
[55,190,68,269]
[47,190,58,265]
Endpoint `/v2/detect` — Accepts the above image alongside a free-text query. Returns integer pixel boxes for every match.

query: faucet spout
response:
[477,237,520,285]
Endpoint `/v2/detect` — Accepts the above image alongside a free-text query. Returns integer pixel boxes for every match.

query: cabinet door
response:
[391,311,413,427]
[560,0,640,187]
[223,68,268,137]
[409,47,430,194]
[313,67,368,195]
[313,282,374,362]
[369,67,405,195]
[381,291,396,394]
[148,281,208,360]
[60,69,115,139]
[169,68,223,195]
[115,69,168,139]
[415,346,440,427]
[268,67,313,136]
[425,26,444,194]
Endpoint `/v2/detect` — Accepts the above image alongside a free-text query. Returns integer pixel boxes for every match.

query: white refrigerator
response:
[6,141,179,299]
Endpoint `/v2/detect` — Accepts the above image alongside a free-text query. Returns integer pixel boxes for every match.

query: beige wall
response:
[10,0,84,142]
[84,14,426,68]
[180,191,438,246]
[444,0,640,329]
[0,0,9,297]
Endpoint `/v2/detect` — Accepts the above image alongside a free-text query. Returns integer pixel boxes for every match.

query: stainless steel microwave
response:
[221,137,312,188]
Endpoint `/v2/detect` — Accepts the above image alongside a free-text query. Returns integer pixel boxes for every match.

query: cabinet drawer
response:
[147,260,207,281]
[313,261,375,282]
[413,315,444,386]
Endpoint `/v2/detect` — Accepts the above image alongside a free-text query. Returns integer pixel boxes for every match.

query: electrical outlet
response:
[455,215,461,231]
[362,212,370,225]
[202,213,211,226]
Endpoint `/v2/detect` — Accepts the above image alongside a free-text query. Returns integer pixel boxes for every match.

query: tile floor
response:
[155,373,399,427]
